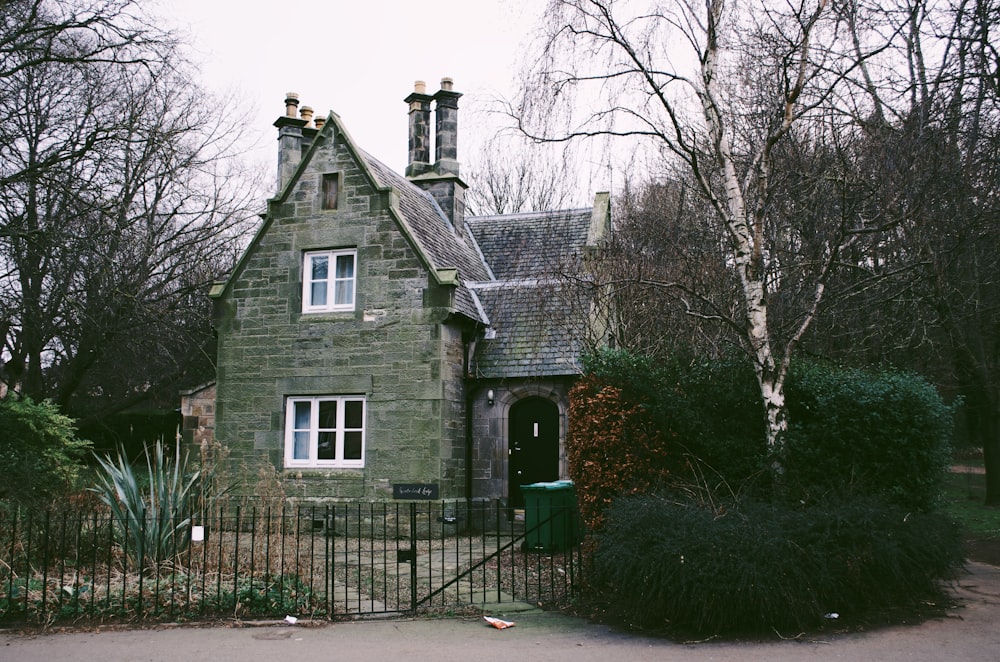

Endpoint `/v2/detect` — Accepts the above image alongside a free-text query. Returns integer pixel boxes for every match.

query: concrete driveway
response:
[3,562,999,662]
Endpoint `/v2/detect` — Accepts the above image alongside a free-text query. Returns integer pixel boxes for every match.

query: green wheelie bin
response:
[521,480,582,551]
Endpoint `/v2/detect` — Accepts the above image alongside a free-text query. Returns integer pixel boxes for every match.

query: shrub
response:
[575,351,954,509]
[572,349,768,517]
[566,375,673,530]
[644,354,767,488]
[783,362,953,509]
[91,440,204,568]
[589,493,963,637]
[0,395,91,508]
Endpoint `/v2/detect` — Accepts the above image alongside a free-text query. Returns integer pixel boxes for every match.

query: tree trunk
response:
[983,410,1000,506]
[759,368,787,450]
[957,358,1000,506]
[698,9,787,453]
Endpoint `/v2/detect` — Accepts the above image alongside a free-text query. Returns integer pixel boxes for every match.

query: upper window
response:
[284,395,366,468]
[303,249,356,313]
[321,173,340,210]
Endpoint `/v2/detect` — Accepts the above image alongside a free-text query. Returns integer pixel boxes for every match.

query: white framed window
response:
[284,395,366,468]
[303,249,356,313]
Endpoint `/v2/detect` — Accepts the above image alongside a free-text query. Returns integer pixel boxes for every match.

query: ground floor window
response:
[284,395,365,468]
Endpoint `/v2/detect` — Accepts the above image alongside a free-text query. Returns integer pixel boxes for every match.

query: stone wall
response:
[180,382,216,451]
[213,123,468,500]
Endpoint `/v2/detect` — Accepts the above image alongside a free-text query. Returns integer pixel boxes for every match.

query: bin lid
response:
[522,480,574,490]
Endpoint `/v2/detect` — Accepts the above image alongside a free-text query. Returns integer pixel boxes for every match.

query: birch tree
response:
[514,0,917,452]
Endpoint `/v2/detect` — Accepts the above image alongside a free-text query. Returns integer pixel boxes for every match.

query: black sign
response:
[392,483,439,500]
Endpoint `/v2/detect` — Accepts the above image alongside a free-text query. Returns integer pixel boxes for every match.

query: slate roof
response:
[466,209,591,280]
[469,284,587,378]
[465,208,595,378]
[363,152,491,323]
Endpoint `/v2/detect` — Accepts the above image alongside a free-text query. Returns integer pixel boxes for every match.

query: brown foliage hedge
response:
[566,375,674,530]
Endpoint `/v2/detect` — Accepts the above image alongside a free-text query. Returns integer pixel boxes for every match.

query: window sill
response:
[283,468,364,479]
[298,310,356,322]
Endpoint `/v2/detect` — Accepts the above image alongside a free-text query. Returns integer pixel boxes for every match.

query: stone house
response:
[209,79,609,505]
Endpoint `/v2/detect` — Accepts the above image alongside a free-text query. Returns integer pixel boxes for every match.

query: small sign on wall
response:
[392,483,439,500]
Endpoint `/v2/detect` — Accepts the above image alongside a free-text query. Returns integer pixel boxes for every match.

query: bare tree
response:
[0,0,260,423]
[540,0,1000,498]
[464,131,582,216]
[0,0,172,191]
[513,0,906,452]
[588,174,738,360]
[812,0,1000,503]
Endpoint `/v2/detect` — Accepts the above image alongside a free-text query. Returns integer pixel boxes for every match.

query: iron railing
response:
[0,499,585,625]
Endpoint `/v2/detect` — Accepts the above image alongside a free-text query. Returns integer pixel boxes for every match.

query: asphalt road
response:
[4,562,1000,662]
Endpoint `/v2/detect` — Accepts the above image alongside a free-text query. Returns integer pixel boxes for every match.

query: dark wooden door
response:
[508,397,560,509]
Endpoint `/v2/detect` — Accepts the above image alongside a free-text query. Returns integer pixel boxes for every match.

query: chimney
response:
[405,80,433,177]
[432,77,461,176]
[405,78,468,232]
[274,92,307,192]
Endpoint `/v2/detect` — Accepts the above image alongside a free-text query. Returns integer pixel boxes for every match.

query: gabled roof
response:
[211,112,491,325]
[465,201,608,378]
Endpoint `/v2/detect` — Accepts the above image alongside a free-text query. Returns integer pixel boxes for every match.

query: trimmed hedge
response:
[783,362,954,510]
[572,351,769,523]
[590,493,963,636]
[567,375,673,530]
[572,351,960,637]
[571,350,954,511]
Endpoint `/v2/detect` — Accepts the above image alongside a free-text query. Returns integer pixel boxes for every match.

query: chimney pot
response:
[440,77,453,91]
[300,106,314,128]
[314,115,326,130]
[284,92,300,117]
[414,80,427,94]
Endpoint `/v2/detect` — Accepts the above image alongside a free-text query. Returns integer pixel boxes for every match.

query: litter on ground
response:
[484,616,515,630]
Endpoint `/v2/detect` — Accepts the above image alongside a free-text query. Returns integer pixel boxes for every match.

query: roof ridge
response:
[467,208,592,222]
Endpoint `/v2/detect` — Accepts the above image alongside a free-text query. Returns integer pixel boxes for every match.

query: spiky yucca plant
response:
[91,440,200,569]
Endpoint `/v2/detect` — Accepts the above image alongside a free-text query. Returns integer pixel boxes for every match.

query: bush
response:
[91,440,205,568]
[573,350,768,515]
[575,351,954,509]
[567,375,673,530]
[0,395,91,508]
[589,493,963,637]
[783,362,953,509]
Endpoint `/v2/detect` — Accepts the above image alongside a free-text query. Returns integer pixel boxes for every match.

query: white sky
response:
[162,0,544,181]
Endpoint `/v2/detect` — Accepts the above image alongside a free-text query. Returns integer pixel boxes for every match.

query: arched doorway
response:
[507,396,560,509]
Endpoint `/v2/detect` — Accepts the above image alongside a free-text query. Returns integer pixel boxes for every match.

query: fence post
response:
[137,514,146,617]
[409,501,417,613]
[40,512,50,619]
[324,504,331,616]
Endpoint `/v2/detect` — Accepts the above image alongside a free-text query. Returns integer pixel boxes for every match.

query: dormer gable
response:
[211,92,491,327]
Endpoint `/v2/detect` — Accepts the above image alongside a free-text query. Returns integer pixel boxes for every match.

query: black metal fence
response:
[0,499,586,625]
